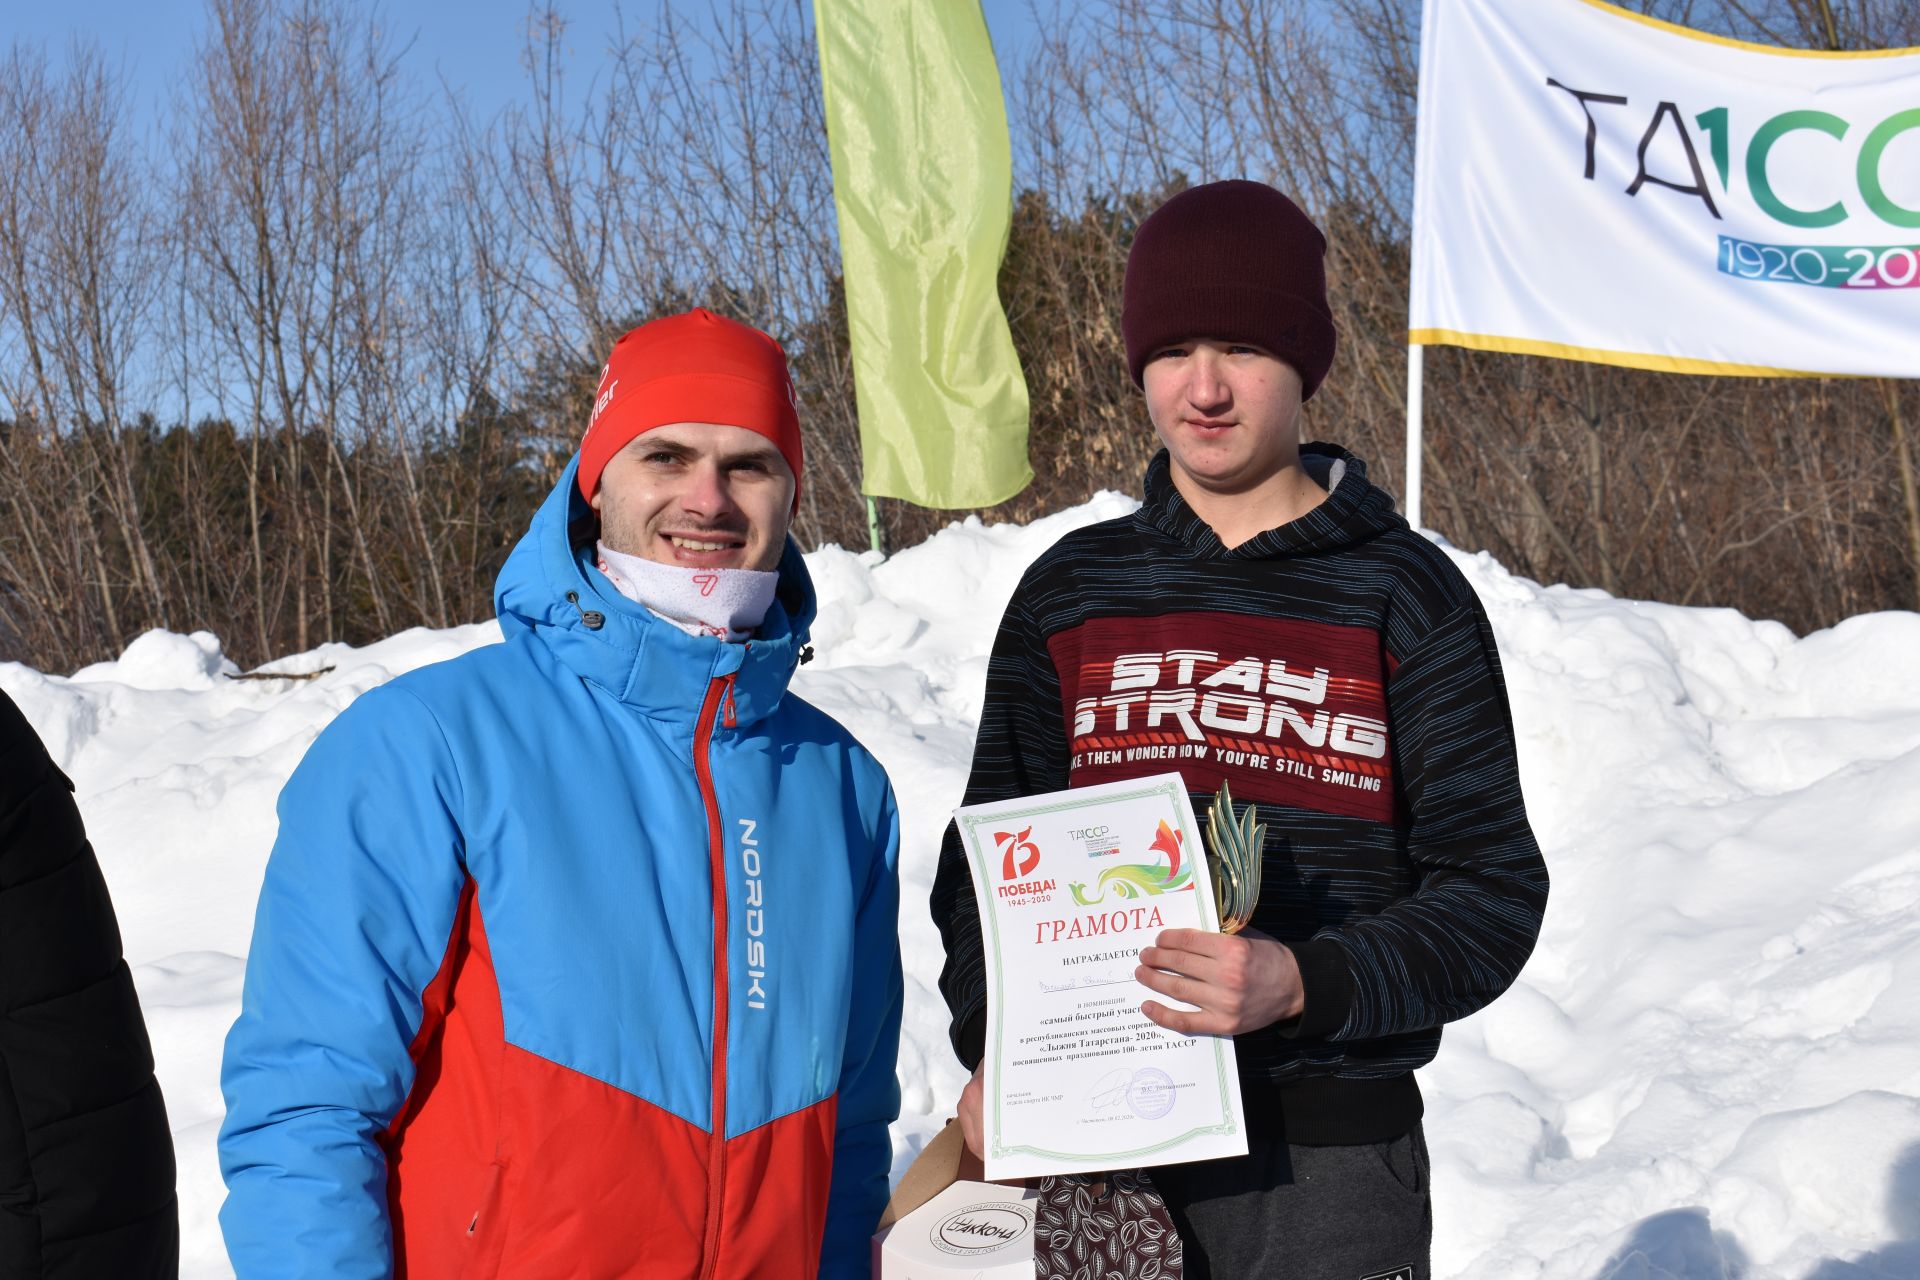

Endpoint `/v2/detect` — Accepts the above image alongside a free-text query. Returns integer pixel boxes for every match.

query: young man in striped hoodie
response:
[931,180,1550,1279]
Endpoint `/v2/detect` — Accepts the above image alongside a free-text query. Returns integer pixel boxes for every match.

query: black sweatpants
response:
[1148,1125,1432,1280]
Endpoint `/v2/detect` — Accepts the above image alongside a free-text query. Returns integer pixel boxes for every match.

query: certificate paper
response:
[957,772,1247,1180]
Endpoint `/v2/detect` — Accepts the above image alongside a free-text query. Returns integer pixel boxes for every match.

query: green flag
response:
[814,0,1032,509]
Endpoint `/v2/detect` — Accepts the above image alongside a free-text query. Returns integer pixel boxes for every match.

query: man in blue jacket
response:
[220,308,903,1279]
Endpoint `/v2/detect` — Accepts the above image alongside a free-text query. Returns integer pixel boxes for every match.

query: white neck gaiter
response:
[595,542,779,643]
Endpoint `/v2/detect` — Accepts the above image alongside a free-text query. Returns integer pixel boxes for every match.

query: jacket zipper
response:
[693,672,735,1279]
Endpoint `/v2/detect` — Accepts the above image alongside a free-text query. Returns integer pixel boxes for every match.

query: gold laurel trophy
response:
[1206,780,1264,934]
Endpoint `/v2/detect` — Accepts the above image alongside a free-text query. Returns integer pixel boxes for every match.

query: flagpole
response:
[1405,343,1426,531]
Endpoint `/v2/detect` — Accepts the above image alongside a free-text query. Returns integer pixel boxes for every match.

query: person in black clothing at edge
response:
[930,180,1550,1279]
[0,689,178,1277]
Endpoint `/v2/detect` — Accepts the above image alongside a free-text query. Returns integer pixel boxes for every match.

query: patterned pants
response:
[1033,1126,1431,1280]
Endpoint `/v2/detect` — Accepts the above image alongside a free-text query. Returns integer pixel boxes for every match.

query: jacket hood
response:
[1135,442,1404,559]
[492,453,817,728]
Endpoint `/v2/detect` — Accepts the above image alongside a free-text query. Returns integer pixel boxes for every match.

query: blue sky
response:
[11,0,1044,129]
[6,0,1050,425]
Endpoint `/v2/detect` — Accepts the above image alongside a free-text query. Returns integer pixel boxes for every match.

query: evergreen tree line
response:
[3,0,1915,672]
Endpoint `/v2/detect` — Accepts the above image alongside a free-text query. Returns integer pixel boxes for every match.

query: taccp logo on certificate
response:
[955,773,1248,1181]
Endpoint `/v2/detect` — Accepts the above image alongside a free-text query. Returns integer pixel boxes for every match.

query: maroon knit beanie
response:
[1121,180,1337,399]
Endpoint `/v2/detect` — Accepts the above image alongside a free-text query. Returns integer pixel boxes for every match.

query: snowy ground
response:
[4,494,1918,1279]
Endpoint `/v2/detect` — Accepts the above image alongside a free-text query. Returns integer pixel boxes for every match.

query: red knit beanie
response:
[1121,180,1337,400]
[576,308,804,505]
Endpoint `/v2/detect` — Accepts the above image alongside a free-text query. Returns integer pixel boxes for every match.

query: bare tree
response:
[3,0,1912,673]
[0,43,166,666]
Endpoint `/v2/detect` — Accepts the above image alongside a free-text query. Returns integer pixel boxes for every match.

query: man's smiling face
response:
[590,422,796,572]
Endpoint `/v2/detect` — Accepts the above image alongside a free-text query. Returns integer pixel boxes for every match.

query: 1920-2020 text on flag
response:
[1410,0,1920,378]
[814,0,1032,509]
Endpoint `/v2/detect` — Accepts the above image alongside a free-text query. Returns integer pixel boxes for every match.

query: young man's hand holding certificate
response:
[954,772,1251,1180]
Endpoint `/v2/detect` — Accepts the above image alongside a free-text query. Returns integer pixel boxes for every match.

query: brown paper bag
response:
[876,1119,987,1229]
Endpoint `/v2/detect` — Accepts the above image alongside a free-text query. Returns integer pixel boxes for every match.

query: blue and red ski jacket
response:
[218,456,903,1279]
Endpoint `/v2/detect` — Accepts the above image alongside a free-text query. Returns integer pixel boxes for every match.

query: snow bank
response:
[4,497,1916,1279]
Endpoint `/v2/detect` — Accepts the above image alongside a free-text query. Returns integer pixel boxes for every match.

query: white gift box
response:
[872,1179,1038,1278]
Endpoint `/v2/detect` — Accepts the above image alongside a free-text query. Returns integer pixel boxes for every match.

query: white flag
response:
[1410,0,1920,377]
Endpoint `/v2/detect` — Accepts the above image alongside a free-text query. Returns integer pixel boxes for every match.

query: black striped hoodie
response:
[930,444,1549,1145]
